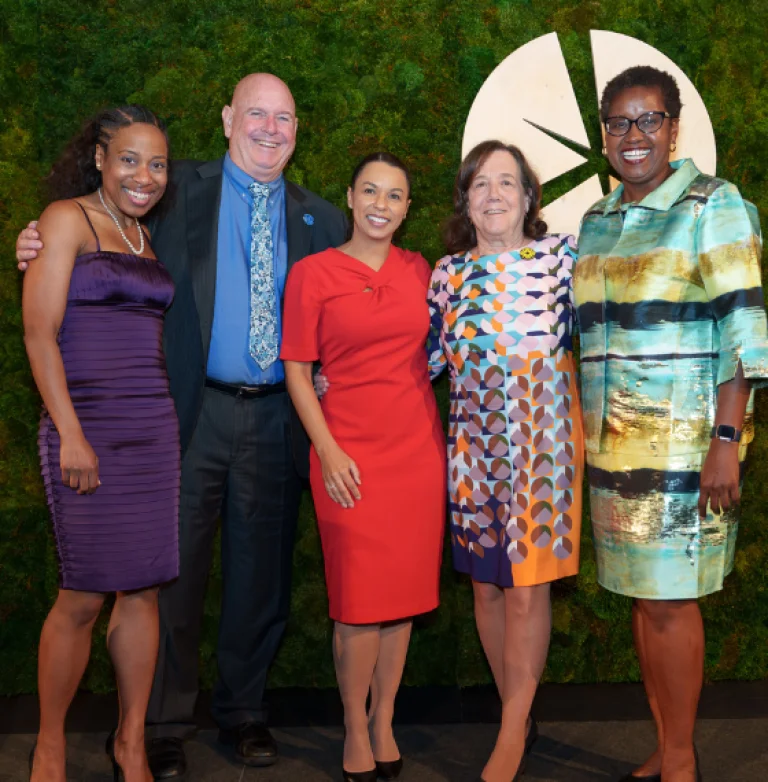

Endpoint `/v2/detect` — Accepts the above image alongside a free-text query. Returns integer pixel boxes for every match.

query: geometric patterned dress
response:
[427,234,583,587]
[575,159,768,599]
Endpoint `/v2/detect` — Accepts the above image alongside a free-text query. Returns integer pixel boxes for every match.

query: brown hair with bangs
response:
[442,139,547,256]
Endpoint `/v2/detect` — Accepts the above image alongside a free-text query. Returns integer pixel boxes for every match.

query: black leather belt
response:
[205,377,287,399]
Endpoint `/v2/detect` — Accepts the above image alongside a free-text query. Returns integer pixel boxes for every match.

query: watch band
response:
[710,425,742,442]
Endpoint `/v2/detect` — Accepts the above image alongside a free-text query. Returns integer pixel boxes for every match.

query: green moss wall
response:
[1,0,766,694]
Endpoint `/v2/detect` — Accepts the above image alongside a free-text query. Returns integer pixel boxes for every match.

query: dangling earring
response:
[670,143,677,152]
[601,146,607,156]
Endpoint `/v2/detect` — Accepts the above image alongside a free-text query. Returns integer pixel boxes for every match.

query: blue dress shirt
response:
[207,153,287,385]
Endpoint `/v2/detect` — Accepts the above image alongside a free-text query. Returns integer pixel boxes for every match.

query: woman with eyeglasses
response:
[573,66,768,782]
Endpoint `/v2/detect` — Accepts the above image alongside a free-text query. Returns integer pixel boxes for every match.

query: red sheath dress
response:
[281,245,446,624]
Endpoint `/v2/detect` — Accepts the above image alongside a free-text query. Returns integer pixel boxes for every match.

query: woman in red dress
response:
[281,153,445,782]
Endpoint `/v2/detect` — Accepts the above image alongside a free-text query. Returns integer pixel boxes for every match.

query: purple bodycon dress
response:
[38,207,180,592]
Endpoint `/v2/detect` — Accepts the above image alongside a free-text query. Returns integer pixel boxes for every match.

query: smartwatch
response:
[711,425,742,443]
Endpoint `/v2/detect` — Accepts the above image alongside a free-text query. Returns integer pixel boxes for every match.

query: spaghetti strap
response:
[74,201,101,252]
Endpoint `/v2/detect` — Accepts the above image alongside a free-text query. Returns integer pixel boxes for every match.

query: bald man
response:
[14,74,347,778]
[149,74,346,776]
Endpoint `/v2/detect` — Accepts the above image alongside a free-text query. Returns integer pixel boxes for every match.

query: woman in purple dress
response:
[23,106,179,782]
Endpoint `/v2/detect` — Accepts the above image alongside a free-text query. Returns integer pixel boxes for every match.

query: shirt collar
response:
[602,158,701,215]
[223,152,285,199]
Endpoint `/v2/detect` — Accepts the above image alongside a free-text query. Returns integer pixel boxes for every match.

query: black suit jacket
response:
[148,157,347,478]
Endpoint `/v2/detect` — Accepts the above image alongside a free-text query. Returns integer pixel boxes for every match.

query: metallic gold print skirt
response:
[587,447,746,599]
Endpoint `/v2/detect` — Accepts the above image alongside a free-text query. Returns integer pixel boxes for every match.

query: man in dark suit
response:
[143,72,348,779]
[17,73,347,779]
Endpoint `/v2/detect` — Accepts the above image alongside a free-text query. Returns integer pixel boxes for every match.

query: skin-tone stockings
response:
[473,582,551,782]
[31,588,159,782]
[334,619,412,772]
[633,599,703,782]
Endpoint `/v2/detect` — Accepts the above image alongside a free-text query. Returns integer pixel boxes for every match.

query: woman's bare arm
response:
[22,201,99,493]
[284,360,361,508]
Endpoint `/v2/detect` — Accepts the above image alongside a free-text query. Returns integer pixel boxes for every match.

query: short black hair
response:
[600,66,683,121]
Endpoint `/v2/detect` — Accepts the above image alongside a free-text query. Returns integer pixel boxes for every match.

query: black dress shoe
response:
[343,767,378,782]
[218,723,277,767]
[375,756,403,779]
[146,737,187,780]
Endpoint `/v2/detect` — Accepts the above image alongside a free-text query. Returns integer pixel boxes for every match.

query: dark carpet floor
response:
[3,683,767,781]
[2,720,767,781]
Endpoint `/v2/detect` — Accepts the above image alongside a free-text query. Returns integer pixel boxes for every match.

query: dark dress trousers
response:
[144,158,347,736]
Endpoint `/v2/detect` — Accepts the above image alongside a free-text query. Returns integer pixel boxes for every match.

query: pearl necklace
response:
[97,188,145,256]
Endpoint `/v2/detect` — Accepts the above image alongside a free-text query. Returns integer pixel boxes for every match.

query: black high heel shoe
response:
[106,730,124,782]
[617,746,701,782]
[478,753,527,782]
[513,753,527,782]
[28,743,36,781]
[343,767,378,782]
[524,715,538,757]
[375,756,403,780]
[694,746,703,782]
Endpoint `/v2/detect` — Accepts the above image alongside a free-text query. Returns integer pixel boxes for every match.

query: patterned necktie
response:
[247,181,279,369]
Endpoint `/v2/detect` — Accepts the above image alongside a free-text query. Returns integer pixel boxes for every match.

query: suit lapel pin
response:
[303,213,314,226]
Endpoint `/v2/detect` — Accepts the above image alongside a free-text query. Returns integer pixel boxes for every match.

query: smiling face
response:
[222,73,297,182]
[95,122,168,218]
[467,149,529,250]
[347,161,410,242]
[604,85,679,203]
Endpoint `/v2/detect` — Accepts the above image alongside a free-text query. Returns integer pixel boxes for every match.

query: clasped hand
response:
[60,435,100,494]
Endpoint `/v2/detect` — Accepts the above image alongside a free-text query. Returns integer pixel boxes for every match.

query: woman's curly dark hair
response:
[46,105,171,210]
[443,140,547,256]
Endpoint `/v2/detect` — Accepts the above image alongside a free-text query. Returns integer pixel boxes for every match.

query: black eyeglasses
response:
[603,111,673,137]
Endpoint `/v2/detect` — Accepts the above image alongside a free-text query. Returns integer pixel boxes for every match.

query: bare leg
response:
[334,621,380,773]
[473,581,506,695]
[368,620,412,763]
[31,590,105,782]
[630,601,664,776]
[482,583,551,782]
[637,599,702,782]
[107,588,159,782]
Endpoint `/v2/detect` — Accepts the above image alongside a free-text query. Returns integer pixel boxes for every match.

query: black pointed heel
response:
[28,743,36,781]
[617,745,701,782]
[525,715,538,756]
[343,767,378,782]
[106,730,124,782]
[375,756,403,780]
[514,753,527,781]
[479,753,526,782]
